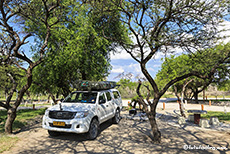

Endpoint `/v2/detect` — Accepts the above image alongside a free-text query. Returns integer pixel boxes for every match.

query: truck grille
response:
[49,111,76,120]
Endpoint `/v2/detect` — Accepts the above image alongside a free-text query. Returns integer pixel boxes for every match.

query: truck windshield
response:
[63,92,98,103]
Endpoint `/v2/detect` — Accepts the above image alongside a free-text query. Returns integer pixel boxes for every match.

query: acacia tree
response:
[155,54,214,103]
[86,0,230,143]
[28,3,129,102]
[0,0,63,134]
[156,44,230,117]
[186,44,230,102]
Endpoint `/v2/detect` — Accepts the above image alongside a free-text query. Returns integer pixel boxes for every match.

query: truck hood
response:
[48,103,95,112]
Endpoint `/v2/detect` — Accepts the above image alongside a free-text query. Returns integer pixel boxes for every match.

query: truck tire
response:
[87,118,99,140]
[48,130,60,137]
[112,109,120,124]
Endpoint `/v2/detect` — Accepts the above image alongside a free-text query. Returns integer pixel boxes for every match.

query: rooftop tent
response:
[73,81,117,91]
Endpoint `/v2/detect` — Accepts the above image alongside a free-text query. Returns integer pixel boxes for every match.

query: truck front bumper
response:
[42,115,91,134]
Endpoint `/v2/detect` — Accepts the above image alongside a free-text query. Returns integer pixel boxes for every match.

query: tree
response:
[156,44,230,116]
[28,3,128,101]
[186,44,230,102]
[155,54,211,103]
[86,0,230,143]
[0,0,62,134]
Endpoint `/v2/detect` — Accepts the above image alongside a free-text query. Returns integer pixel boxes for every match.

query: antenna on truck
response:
[59,102,63,111]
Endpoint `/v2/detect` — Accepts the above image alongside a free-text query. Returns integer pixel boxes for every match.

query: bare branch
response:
[144,85,152,106]
[21,33,32,45]
[0,101,8,109]
[136,79,149,113]
[14,62,27,72]
[4,72,17,109]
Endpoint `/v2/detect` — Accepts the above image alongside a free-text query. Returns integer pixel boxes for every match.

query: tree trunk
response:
[50,93,58,104]
[173,85,180,101]
[136,80,161,143]
[178,100,186,117]
[148,103,161,143]
[194,91,199,104]
[81,71,87,80]
[180,79,194,117]
[173,85,186,117]
[203,90,205,104]
[5,107,17,134]
[62,89,70,98]
[56,92,59,100]
[139,64,162,143]
[4,69,33,134]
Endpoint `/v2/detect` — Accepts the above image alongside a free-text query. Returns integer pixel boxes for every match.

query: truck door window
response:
[113,91,120,99]
[99,93,106,104]
[105,92,112,101]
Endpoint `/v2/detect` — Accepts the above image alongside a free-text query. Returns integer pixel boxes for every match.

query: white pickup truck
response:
[42,88,122,139]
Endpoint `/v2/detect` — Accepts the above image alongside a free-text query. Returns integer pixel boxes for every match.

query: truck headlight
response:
[75,111,89,118]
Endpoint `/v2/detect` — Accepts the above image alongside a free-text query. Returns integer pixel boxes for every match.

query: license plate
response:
[53,121,65,126]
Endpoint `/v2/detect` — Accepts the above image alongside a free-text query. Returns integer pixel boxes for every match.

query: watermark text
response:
[183,144,228,151]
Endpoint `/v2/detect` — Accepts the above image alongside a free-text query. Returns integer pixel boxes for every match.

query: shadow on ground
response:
[5,113,230,154]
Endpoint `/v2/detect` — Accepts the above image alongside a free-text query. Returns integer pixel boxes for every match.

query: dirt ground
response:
[2,110,230,154]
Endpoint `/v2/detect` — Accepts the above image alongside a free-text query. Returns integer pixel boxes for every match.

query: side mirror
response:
[99,99,106,104]
[60,98,64,102]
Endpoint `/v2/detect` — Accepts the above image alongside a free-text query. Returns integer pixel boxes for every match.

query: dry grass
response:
[0,135,19,153]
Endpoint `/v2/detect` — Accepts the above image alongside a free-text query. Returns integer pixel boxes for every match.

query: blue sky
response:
[108,51,164,81]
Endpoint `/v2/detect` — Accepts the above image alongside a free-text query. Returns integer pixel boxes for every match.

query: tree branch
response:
[4,73,17,109]
[136,79,150,113]
[0,101,8,109]
[144,85,152,106]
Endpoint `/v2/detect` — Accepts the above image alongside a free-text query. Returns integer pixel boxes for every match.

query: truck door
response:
[105,91,115,119]
[97,92,108,123]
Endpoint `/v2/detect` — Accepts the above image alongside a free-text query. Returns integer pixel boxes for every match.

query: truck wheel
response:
[87,118,99,140]
[112,109,120,124]
[48,130,60,137]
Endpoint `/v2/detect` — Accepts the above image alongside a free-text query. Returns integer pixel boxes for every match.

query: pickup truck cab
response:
[42,88,122,139]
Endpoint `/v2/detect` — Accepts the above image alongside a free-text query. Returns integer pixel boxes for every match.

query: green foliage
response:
[117,79,138,98]
[201,111,230,121]
[26,2,130,97]
[155,43,230,97]
[22,0,66,37]
[218,80,230,91]
[86,0,131,48]
[155,54,192,91]
[117,79,153,99]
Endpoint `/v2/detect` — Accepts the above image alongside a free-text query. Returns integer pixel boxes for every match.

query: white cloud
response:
[110,49,132,60]
[111,67,124,73]
[217,20,230,44]
[128,63,141,73]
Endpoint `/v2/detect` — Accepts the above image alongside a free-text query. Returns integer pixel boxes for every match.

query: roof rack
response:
[73,81,117,91]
